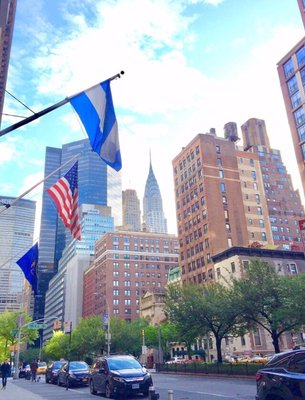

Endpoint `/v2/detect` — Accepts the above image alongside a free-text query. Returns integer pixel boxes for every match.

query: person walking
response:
[1,360,10,389]
[30,359,38,382]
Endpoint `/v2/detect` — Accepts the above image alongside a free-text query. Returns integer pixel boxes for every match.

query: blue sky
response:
[1,0,304,236]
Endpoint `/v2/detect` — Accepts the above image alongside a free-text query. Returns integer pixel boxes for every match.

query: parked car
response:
[255,348,305,399]
[89,355,153,398]
[45,361,66,384]
[57,361,89,387]
[37,361,47,375]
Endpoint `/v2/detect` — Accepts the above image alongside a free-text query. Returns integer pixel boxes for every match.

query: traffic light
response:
[53,320,62,331]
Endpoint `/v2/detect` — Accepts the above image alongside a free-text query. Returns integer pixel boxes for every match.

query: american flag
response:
[47,161,81,240]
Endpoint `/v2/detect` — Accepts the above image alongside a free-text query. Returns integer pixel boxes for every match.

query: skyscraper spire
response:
[143,153,167,233]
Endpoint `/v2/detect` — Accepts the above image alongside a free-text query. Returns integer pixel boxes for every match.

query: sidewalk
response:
[0,378,44,400]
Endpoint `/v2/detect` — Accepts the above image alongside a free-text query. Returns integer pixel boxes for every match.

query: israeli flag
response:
[70,79,122,171]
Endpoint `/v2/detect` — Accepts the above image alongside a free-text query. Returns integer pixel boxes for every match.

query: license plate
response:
[83,378,87,382]
[132,383,140,389]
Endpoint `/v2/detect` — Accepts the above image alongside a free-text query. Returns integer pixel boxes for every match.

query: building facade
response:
[241,118,304,251]
[0,0,17,128]
[82,230,178,321]
[277,2,305,198]
[0,196,35,312]
[172,131,249,285]
[122,189,141,231]
[35,138,121,328]
[213,246,305,356]
[43,204,114,342]
[143,160,167,234]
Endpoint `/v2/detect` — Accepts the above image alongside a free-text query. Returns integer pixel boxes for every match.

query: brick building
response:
[83,230,178,321]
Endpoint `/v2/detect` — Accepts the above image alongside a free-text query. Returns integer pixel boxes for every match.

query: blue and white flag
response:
[70,79,122,171]
[16,243,39,295]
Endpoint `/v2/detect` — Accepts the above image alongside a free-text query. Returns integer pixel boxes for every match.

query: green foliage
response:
[44,331,69,360]
[0,310,39,361]
[70,315,105,359]
[232,258,305,353]
[165,282,243,362]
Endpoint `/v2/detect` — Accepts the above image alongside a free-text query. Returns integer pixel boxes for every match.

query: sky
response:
[1,0,305,237]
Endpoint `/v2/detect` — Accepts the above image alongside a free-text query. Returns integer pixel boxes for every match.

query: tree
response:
[232,259,305,353]
[70,315,105,360]
[43,331,69,360]
[165,283,244,363]
[0,311,38,360]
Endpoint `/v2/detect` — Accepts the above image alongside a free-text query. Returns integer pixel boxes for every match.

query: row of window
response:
[112,237,171,246]
[113,280,162,288]
[113,262,171,270]
[113,271,164,278]
[112,253,179,260]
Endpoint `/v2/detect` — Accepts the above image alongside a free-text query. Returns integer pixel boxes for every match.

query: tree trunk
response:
[271,330,281,353]
[216,337,223,363]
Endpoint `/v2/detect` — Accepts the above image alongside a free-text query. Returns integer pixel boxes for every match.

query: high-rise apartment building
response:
[173,122,305,285]
[241,118,304,251]
[0,0,17,128]
[0,196,35,312]
[43,204,114,342]
[34,138,121,327]
[122,189,141,231]
[82,230,178,321]
[277,1,305,198]
[172,131,249,285]
[143,160,167,234]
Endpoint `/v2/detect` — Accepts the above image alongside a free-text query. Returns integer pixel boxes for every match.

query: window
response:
[251,171,256,180]
[219,170,224,178]
[113,289,119,295]
[217,158,222,167]
[291,91,302,109]
[231,262,236,273]
[261,232,267,241]
[294,107,305,126]
[216,145,220,154]
[257,207,262,215]
[296,46,305,67]
[283,58,294,78]
[113,280,119,286]
[113,299,119,305]
[255,194,260,204]
[253,329,261,346]
[287,75,298,95]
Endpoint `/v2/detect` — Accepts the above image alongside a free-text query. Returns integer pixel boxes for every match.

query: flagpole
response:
[0,71,124,138]
[0,153,80,215]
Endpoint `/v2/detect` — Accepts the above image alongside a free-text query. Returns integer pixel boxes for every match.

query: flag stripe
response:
[70,79,122,171]
[47,162,81,240]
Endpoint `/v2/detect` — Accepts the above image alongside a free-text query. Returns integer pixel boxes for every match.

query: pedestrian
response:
[1,360,10,389]
[30,359,38,382]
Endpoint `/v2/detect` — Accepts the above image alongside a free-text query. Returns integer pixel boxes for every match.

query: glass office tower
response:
[0,196,36,312]
[34,138,121,327]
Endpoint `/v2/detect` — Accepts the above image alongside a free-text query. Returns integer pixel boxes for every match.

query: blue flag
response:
[16,243,38,295]
[70,79,122,171]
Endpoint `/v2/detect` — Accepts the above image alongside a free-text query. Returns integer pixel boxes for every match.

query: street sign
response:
[28,323,47,329]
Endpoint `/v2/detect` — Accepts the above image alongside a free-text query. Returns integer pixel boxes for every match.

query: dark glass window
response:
[296,46,305,68]
[283,58,294,78]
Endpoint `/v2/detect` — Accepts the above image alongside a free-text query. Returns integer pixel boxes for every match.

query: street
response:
[1,373,256,399]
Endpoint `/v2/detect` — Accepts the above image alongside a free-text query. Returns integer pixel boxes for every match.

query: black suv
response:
[89,355,153,398]
[255,349,305,400]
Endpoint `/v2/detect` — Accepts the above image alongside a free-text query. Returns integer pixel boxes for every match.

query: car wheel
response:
[89,380,97,395]
[105,382,113,398]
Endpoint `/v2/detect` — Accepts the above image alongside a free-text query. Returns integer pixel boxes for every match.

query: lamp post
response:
[13,315,59,379]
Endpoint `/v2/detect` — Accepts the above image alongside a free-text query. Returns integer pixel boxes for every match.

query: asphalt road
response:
[3,373,257,399]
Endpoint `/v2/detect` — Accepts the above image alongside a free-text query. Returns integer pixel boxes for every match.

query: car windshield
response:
[108,357,142,370]
[69,362,88,370]
[54,361,65,368]
[38,362,46,367]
